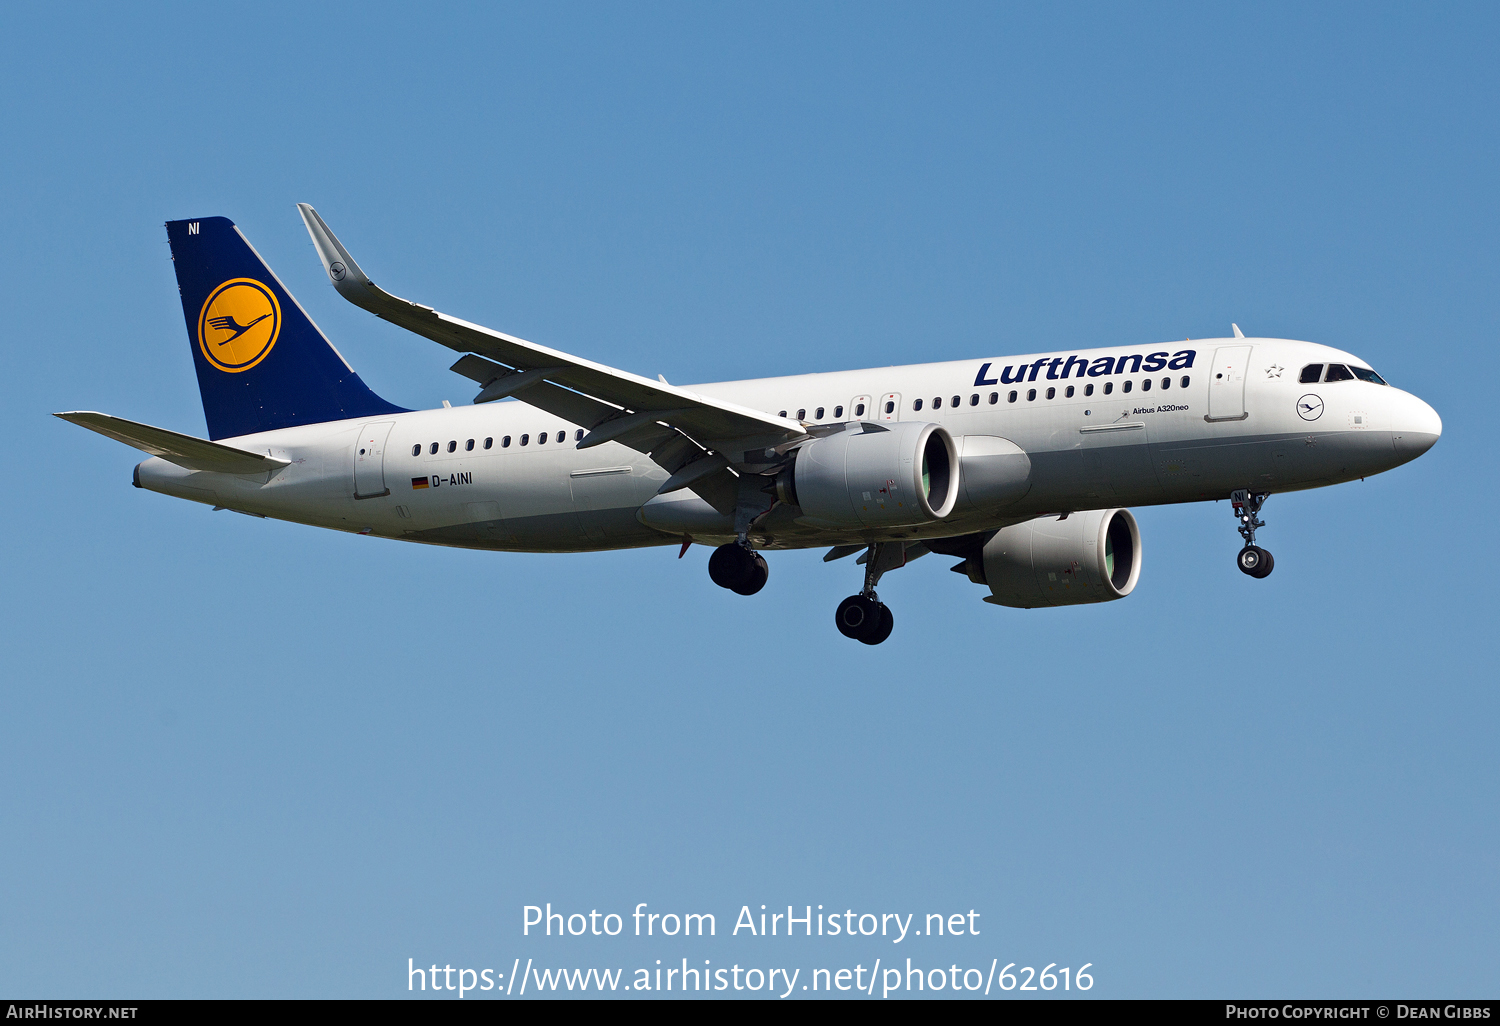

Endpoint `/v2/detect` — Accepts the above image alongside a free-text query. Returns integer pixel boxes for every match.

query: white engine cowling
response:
[980,508,1142,608]
[781,421,959,529]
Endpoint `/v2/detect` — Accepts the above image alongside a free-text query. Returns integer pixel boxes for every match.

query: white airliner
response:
[59,206,1442,644]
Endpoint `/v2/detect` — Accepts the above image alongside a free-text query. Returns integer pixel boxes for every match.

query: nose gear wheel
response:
[1237,545,1274,578]
[1230,489,1274,579]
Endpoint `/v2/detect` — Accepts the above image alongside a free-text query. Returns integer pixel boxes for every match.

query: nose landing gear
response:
[1231,489,1274,579]
[835,542,904,645]
[708,541,768,595]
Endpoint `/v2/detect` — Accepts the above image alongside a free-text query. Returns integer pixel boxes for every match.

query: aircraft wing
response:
[297,204,805,471]
[55,412,290,474]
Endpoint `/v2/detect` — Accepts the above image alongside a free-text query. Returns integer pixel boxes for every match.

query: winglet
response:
[298,203,395,316]
[1232,323,1245,338]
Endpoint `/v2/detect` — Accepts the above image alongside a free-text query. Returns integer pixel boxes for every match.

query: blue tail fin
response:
[165,216,407,440]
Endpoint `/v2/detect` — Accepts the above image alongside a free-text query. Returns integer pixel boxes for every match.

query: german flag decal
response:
[411,477,430,489]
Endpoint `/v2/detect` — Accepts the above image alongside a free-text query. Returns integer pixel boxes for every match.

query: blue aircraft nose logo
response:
[1297,394,1324,421]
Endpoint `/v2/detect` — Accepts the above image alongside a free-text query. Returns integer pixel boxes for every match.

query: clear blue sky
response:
[2,2,1495,999]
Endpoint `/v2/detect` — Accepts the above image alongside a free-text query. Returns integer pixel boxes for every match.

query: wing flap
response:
[56,412,288,475]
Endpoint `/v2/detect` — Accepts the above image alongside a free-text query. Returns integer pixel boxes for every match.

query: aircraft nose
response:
[1391,392,1441,463]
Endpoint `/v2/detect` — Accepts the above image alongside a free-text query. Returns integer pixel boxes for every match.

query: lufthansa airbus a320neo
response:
[59,207,1442,644]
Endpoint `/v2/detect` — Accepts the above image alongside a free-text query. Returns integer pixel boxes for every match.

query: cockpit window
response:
[1350,366,1387,385]
[1324,364,1354,382]
[1300,364,1324,383]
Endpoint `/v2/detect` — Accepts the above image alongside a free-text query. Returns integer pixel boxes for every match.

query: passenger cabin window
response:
[411,444,421,457]
[1141,378,1151,391]
[797,409,806,420]
[1325,364,1354,382]
[932,396,941,409]
[502,435,511,447]
[537,431,546,444]
[989,392,998,404]
[556,431,565,443]
[1350,366,1387,385]
[1123,380,1133,393]
[779,411,787,418]
[1161,377,1170,389]
[1300,364,1324,383]
[447,440,457,453]
[815,407,824,419]
[1180,376,1191,388]
[1045,387,1055,399]
[520,434,529,446]
[913,398,924,411]
[970,394,979,405]
[855,403,865,416]
[1008,390,1018,403]
[834,405,844,418]
[575,429,584,441]
[465,439,475,451]
[484,437,493,449]
[951,395,960,407]
[1065,385,1075,398]
[1027,388,1037,401]
[884,401,895,414]
[429,442,439,455]
[1104,382,1114,395]
[1084,383,1094,396]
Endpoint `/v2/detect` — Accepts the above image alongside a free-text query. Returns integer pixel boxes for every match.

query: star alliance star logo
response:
[1265,364,1284,378]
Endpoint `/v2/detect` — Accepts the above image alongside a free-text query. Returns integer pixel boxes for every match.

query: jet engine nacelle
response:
[974,508,1142,608]
[779,421,959,530]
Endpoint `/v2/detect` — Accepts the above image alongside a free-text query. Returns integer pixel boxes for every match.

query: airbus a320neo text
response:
[60,207,1442,643]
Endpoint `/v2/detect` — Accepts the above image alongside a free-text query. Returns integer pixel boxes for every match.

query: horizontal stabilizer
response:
[55,412,289,475]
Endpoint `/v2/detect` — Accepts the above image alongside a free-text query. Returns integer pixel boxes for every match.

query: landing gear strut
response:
[1231,489,1274,579]
[835,542,901,645]
[709,541,768,595]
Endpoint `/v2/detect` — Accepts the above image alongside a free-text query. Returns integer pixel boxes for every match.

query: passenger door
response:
[353,422,394,498]
[1207,346,1252,421]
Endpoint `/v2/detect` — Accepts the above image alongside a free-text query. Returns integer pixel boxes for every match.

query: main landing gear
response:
[708,541,768,596]
[835,542,903,646]
[836,594,893,645]
[1231,489,1274,579]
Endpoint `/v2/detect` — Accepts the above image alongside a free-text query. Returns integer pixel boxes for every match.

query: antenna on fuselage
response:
[1232,323,1245,338]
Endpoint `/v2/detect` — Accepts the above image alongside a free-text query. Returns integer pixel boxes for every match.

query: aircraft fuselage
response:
[134,337,1441,553]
